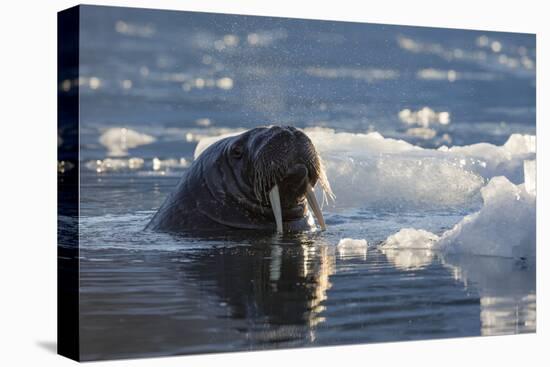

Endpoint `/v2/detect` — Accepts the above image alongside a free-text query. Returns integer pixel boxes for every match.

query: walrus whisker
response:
[253,158,290,205]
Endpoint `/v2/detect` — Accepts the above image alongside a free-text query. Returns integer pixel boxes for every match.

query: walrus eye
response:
[230,144,243,159]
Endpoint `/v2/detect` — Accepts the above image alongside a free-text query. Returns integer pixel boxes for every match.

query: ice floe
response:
[336,238,368,260]
[380,228,438,270]
[85,157,145,173]
[99,127,156,157]
[437,175,535,258]
[306,128,534,209]
[381,160,536,259]
[382,228,439,250]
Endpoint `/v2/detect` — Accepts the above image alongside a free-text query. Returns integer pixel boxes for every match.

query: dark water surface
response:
[59,5,537,360]
[78,229,535,360]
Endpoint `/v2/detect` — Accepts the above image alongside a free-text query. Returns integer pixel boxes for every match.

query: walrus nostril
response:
[280,164,308,193]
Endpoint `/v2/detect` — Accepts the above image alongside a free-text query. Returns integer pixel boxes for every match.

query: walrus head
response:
[201,126,333,232]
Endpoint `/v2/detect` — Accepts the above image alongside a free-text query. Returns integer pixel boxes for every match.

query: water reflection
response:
[79,228,535,360]
[381,248,435,270]
[441,254,536,335]
[174,233,335,341]
[377,244,535,336]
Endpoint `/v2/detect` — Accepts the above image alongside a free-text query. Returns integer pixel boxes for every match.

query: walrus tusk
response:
[306,184,326,230]
[269,185,284,233]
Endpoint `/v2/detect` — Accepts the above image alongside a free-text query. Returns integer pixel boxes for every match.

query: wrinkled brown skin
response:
[146,126,321,233]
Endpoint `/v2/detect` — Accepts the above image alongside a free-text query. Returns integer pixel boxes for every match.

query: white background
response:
[0,0,547,365]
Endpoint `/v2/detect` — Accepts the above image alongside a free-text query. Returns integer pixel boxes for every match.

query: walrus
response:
[146,126,333,233]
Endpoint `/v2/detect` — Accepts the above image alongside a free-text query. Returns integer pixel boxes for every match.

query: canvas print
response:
[58,5,536,361]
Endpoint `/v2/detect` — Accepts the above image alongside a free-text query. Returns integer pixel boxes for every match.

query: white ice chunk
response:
[99,127,155,157]
[438,176,535,258]
[381,228,439,249]
[337,238,368,248]
[381,171,536,259]
[380,228,439,270]
[446,134,536,183]
[152,157,190,171]
[308,129,535,209]
[503,134,536,155]
[336,238,368,260]
[323,154,484,209]
[523,160,536,196]
[305,128,420,155]
[85,157,144,173]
